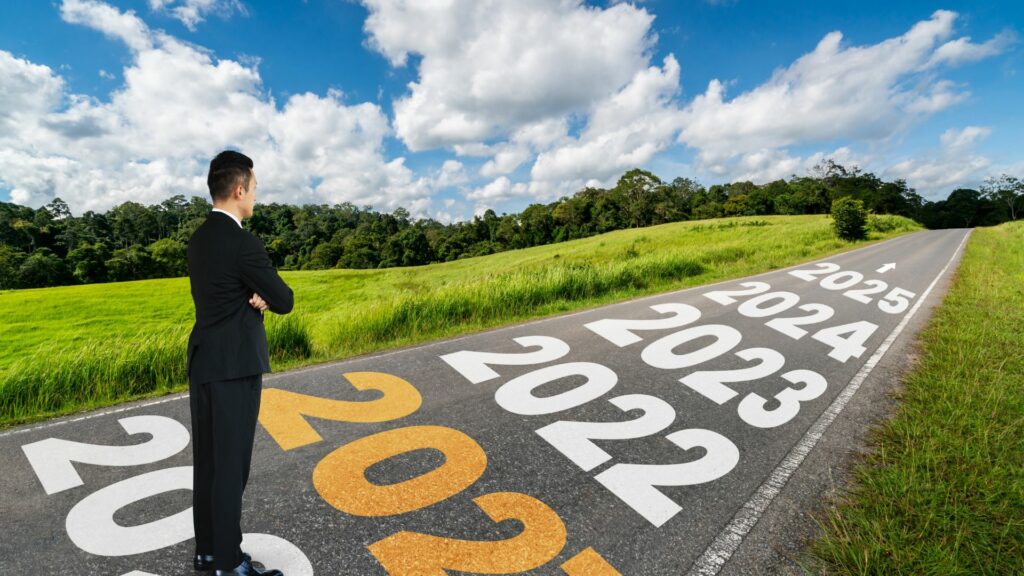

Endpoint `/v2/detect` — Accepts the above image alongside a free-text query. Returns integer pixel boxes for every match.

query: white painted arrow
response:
[877,262,896,273]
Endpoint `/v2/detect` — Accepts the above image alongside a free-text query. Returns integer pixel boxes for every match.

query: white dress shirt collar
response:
[211,207,242,229]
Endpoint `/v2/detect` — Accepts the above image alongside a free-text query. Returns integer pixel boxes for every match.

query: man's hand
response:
[249,293,268,313]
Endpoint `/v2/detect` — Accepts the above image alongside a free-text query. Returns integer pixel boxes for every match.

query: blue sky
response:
[0,1,1020,222]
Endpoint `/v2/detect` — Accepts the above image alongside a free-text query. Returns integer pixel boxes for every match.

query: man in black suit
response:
[187,150,293,575]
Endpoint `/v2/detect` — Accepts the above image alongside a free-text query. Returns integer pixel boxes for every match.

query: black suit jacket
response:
[186,211,294,385]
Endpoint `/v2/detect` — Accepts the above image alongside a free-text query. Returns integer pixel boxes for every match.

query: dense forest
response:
[0,161,1020,290]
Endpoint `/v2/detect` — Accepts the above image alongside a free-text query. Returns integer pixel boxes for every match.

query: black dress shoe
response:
[196,553,250,571]
[214,555,282,576]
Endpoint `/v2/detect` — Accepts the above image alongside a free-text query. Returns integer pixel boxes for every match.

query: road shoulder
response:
[719,230,970,576]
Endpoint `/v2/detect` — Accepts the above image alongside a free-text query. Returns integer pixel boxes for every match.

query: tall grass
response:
[324,253,704,353]
[0,326,189,421]
[0,316,312,424]
[809,221,1024,574]
[266,312,313,361]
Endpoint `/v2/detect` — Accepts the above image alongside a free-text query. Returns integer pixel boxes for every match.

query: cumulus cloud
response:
[61,0,154,52]
[677,10,1008,176]
[361,0,689,207]
[886,126,992,198]
[361,0,657,151]
[148,0,247,31]
[434,160,469,188]
[0,51,65,129]
[471,117,570,178]
[0,0,449,221]
[466,176,536,217]
[363,3,1009,211]
[530,55,683,189]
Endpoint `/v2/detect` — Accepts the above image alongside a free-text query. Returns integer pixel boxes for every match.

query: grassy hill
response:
[0,214,920,427]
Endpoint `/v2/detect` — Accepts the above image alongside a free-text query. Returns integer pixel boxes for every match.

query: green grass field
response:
[0,213,920,427]
[809,220,1024,575]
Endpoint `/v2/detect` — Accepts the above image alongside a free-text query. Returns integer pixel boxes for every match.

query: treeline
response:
[1,162,1020,289]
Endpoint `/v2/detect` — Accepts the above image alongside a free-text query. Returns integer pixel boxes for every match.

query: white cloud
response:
[360,0,689,208]
[0,0,442,219]
[466,176,530,203]
[677,10,1009,173]
[477,117,570,178]
[0,51,65,127]
[465,53,685,206]
[924,30,1018,68]
[61,0,154,52]
[903,80,969,114]
[434,160,469,188]
[697,146,867,184]
[886,126,992,198]
[148,0,247,31]
[530,55,682,187]
[362,4,1010,212]
[361,0,657,151]
[939,125,991,151]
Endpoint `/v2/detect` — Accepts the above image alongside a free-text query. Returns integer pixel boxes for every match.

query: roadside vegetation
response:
[0,213,920,427]
[809,220,1024,575]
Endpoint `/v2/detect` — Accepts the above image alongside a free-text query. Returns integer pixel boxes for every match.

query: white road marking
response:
[686,229,971,576]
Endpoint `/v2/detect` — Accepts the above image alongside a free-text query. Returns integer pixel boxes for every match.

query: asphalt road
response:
[0,228,971,576]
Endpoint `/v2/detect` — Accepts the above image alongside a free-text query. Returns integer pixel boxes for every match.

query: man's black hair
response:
[207,150,253,203]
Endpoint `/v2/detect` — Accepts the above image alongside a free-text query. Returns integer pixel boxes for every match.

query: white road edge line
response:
[0,228,936,440]
[686,228,972,576]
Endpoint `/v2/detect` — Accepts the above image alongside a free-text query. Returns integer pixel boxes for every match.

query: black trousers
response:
[188,372,263,570]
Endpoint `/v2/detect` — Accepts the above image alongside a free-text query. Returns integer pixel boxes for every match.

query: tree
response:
[723,194,754,216]
[338,225,381,269]
[0,245,28,289]
[615,169,662,228]
[495,216,524,249]
[552,198,584,239]
[519,204,554,246]
[434,225,477,262]
[381,226,433,267]
[10,217,39,253]
[105,244,155,281]
[788,177,830,214]
[744,184,777,215]
[472,209,499,243]
[56,216,99,254]
[44,197,72,220]
[982,174,1023,221]
[306,240,344,269]
[666,177,703,219]
[156,194,189,239]
[944,188,987,228]
[832,197,868,241]
[592,194,623,232]
[109,201,159,248]
[149,238,187,277]
[67,241,110,284]
[17,247,72,288]
[692,201,723,220]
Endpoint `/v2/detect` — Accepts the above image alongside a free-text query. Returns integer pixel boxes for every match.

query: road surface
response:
[0,228,971,575]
